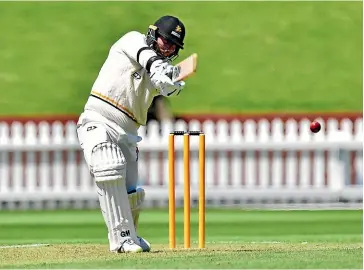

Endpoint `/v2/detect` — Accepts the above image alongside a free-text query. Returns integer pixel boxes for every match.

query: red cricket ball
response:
[310,121,321,133]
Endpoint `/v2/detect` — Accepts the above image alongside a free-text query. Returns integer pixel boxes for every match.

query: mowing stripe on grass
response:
[0,243,50,249]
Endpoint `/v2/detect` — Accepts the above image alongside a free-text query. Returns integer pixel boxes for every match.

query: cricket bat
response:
[173,53,198,82]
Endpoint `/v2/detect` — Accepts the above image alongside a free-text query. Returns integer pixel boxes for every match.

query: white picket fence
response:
[0,117,362,210]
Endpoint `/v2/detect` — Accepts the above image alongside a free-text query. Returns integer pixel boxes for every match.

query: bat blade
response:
[173,53,198,82]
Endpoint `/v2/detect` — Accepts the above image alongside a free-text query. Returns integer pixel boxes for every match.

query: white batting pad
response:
[96,177,139,252]
[91,142,126,181]
[128,188,145,231]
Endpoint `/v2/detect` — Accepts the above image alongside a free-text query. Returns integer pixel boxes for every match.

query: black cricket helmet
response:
[146,15,185,60]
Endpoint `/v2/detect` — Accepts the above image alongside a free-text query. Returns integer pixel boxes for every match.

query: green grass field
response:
[0,209,362,269]
[0,1,362,115]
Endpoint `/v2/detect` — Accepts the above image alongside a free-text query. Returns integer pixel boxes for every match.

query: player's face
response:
[156,36,177,57]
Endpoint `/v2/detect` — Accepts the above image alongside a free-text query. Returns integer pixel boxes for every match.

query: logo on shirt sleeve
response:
[132,72,141,80]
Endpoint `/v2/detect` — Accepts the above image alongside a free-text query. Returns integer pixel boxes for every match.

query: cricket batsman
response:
[76,15,186,253]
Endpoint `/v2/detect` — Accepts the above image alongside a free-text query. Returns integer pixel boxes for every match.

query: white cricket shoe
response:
[117,239,143,253]
[137,236,151,252]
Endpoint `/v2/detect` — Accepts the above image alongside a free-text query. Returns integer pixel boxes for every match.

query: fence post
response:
[327,119,347,191]
[257,119,270,188]
[24,122,38,193]
[0,122,10,194]
[11,122,24,194]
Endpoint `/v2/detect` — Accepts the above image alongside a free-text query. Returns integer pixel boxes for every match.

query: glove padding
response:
[150,60,185,97]
[153,74,185,97]
[164,65,181,82]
